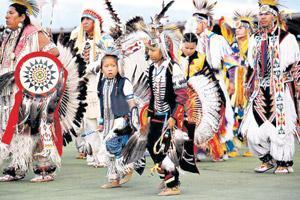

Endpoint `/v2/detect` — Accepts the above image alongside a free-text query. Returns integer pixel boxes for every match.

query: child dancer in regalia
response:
[98,52,139,188]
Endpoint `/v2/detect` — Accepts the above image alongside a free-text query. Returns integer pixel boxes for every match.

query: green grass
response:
[1,144,300,200]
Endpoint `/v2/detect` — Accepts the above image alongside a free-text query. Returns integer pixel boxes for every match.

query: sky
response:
[0,0,299,32]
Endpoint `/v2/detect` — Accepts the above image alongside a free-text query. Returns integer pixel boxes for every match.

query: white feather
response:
[189,74,223,144]
[56,41,88,135]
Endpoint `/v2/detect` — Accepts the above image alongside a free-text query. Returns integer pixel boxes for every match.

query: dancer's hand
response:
[83,51,90,63]
[98,125,104,132]
[140,126,147,135]
[168,117,176,130]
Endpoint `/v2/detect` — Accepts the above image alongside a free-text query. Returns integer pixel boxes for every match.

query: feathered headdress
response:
[82,9,103,25]
[233,11,256,31]
[147,0,182,63]
[258,0,280,15]
[97,34,119,57]
[192,0,217,26]
[258,0,289,30]
[10,0,39,17]
[258,0,280,7]
[70,8,103,61]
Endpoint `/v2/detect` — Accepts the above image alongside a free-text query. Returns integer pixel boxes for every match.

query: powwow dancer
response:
[185,0,235,161]
[70,6,112,167]
[0,0,88,182]
[87,0,149,188]
[97,50,140,188]
[135,1,190,196]
[219,11,257,157]
[241,0,300,174]
[120,1,206,196]
[145,37,187,196]
[179,32,225,169]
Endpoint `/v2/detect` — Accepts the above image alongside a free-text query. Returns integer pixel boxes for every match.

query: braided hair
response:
[183,32,198,45]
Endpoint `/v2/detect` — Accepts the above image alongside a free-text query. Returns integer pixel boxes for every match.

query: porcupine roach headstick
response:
[104,0,122,40]
[193,0,217,18]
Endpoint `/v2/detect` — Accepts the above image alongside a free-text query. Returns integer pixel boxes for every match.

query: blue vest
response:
[98,76,130,118]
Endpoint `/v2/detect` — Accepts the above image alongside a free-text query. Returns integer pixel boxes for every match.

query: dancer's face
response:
[102,56,118,79]
[235,26,248,40]
[5,6,25,30]
[196,20,207,35]
[258,12,275,29]
[182,42,196,57]
[148,47,163,64]
[81,17,94,35]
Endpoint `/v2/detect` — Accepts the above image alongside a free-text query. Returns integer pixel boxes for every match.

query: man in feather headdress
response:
[241,0,300,174]
[232,11,256,157]
[185,0,235,161]
[70,7,113,167]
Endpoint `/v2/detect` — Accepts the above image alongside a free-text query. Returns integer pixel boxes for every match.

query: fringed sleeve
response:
[280,33,300,71]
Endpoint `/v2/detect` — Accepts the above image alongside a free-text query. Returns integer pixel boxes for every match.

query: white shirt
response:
[197,29,233,70]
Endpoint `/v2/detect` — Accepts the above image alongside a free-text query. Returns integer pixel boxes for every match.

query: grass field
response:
[1,144,300,200]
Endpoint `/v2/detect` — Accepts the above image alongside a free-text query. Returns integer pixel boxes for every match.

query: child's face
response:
[102,56,118,79]
[148,47,163,64]
[182,42,196,57]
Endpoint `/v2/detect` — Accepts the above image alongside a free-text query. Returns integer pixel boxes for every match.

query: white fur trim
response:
[241,87,297,161]
[161,156,175,172]
[8,134,36,172]
[0,142,10,167]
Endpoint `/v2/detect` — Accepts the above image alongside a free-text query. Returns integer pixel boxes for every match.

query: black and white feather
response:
[125,16,147,35]
[188,73,223,145]
[193,0,217,18]
[152,0,175,26]
[120,61,150,165]
[104,0,123,40]
[168,129,189,167]
[56,38,88,145]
